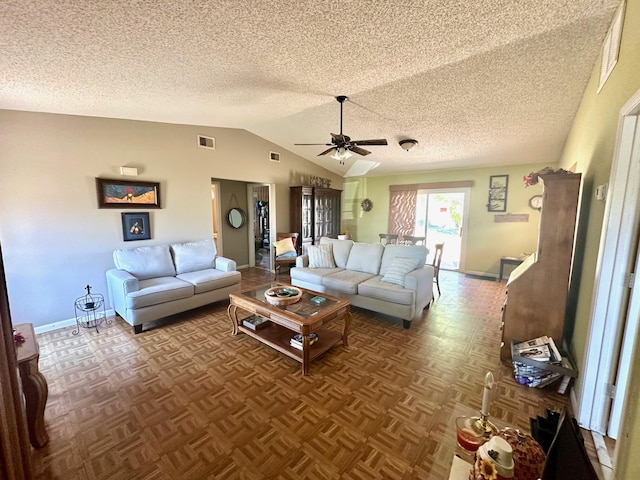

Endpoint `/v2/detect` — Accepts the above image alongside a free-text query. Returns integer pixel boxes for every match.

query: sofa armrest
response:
[106,268,140,318]
[404,265,434,312]
[215,256,236,272]
[106,268,139,294]
[296,255,309,267]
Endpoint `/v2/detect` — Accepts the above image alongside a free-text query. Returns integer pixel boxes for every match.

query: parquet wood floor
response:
[30,269,598,479]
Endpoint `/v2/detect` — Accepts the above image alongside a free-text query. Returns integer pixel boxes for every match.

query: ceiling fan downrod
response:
[336,95,348,136]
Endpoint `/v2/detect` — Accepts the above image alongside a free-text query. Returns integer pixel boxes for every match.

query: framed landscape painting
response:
[96,178,161,209]
[121,212,151,241]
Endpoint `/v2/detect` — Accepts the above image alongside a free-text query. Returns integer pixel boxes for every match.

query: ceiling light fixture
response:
[399,139,418,152]
[331,147,353,163]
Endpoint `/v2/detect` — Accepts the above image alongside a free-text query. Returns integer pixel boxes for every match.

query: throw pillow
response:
[274,238,296,257]
[381,257,420,286]
[308,244,336,268]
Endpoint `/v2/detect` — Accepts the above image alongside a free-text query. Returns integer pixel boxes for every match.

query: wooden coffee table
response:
[227,283,351,375]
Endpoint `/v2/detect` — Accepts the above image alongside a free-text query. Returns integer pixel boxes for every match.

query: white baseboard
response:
[463,269,499,280]
[34,309,116,334]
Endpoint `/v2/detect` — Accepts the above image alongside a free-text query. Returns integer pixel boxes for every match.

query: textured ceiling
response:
[0,1,620,176]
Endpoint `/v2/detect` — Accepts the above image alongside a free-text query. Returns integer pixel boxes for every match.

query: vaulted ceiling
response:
[0,1,620,176]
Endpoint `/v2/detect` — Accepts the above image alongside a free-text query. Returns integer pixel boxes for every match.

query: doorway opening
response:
[250,185,271,271]
[414,188,469,270]
[578,89,640,475]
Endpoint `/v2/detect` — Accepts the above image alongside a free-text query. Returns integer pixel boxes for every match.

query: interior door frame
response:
[0,245,34,480]
[211,181,223,255]
[578,87,640,441]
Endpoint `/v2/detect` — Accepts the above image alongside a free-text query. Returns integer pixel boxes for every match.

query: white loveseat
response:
[106,239,241,333]
[290,237,433,328]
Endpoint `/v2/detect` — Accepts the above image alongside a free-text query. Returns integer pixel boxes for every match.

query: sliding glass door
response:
[415,189,469,270]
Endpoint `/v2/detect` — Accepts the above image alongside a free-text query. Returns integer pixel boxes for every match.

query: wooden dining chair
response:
[430,243,444,296]
[378,233,399,245]
[402,235,426,245]
[272,232,299,279]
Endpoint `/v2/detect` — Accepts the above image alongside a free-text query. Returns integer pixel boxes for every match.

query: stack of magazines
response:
[290,333,317,350]
[512,336,573,391]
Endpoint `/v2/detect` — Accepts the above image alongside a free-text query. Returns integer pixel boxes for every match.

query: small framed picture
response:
[121,212,151,241]
[488,175,509,212]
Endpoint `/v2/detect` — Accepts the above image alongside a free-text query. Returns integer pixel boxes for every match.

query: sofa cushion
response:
[125,277,193,309]
[380,245,428,276]
[171,239,217,275]
[345,242,384,275]
[114,245,176,280]
[308,244,336,268]
[319,237,354,269]
[290,266,343,284]
[382,257,422,286]
[177,269,241,294]
[358,276,415,306]
[274,237,296,256]
[322,270,375,295]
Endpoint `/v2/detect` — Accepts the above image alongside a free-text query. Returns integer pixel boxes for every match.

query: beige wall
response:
[345,163,552,276]
[557,0,640,477]
[216,179,251,266]
[0,110,342,329]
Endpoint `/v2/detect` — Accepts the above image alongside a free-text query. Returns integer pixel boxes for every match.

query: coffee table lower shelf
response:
[238,322,342,364]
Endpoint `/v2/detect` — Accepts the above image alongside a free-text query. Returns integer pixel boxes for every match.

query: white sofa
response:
[290,237,433,328]
[106,239,241,333]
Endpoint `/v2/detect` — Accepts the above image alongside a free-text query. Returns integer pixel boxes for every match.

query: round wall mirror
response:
[227,208,246,228]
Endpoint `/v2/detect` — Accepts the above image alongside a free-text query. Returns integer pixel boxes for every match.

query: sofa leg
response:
[133,324,142,334]
[402,319,411,329]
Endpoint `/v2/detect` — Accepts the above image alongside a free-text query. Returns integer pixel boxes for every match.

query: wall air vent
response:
[197,135,215,150]
[598,1,625,93]
[269,151,281,162]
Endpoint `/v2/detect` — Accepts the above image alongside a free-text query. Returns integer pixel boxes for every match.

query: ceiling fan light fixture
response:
[399,139,418,152]
[331,147,352,161]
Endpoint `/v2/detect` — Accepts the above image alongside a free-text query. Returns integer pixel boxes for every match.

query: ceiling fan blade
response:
[351,139,388,146]
[318,147,336,156]
[295,143,333,146]
[350,146,371,156]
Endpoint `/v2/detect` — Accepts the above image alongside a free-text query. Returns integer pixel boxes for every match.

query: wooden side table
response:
[14,323,49,448]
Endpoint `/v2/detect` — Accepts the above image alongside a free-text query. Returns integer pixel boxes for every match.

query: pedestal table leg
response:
[19,357,49,448]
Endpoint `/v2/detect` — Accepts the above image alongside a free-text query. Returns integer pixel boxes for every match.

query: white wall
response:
[0,110,342,328]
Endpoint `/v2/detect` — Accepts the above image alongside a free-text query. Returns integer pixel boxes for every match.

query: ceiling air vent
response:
[197,135,215,150]
[269,151,281,162]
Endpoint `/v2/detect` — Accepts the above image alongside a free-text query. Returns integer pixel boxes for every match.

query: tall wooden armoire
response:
[500,173,581,361]
[290,186,342,255]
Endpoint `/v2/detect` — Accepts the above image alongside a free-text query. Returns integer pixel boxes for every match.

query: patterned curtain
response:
[388,189,417,237]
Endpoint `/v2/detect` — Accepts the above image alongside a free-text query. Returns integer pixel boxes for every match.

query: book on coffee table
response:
[290,332,318,350]
[242,315,269,330]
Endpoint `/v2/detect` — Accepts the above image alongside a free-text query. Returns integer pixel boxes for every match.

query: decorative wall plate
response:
[361,198,373,212]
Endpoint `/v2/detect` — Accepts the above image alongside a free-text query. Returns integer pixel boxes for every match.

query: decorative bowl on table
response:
[264,286,302,306]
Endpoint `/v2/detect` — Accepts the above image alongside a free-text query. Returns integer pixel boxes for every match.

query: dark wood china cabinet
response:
[290,186,342,255]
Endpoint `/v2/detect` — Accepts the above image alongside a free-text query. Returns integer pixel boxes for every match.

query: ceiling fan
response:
[295,95,388,164]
